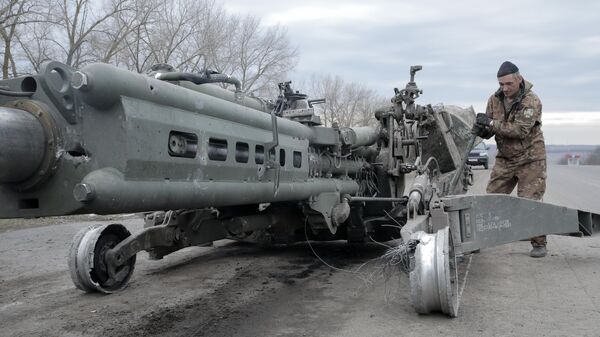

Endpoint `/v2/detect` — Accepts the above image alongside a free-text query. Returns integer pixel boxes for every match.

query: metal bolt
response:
[73,183,95,202]
[71,71,89,90]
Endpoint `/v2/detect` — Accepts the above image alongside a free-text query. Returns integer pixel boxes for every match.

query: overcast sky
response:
[222,0,600,145]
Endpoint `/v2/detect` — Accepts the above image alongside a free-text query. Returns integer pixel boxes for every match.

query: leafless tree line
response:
[1,0,384,126]
[0,0,298,95]
[307,73,387,127]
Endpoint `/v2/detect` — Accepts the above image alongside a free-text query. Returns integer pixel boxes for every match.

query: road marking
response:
[458,254,473,305]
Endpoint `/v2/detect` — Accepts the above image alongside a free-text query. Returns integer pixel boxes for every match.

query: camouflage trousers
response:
[486,158,547,246]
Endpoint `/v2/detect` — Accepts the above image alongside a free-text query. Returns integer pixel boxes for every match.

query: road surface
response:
[1,165,599,337]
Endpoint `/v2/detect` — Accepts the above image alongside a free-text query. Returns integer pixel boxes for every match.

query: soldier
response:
[474,61,547,258]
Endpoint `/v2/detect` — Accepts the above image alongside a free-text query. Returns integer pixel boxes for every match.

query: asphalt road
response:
[1,165,599,337]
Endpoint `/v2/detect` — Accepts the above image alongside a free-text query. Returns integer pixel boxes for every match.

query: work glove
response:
[476,113,494,127]
[471,124,486,137]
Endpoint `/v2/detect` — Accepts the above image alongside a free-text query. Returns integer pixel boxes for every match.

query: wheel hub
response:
[409,226,458,317]
[68,223,136,293]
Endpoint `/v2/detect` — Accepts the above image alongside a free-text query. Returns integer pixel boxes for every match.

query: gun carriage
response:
[1,62,597,316]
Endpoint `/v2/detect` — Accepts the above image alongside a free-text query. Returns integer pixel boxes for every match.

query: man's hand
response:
[472,120,493,139]
[472,124,486,137]
[476,113,494,127]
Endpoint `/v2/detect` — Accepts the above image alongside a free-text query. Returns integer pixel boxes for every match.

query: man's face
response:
[498,74,522,98]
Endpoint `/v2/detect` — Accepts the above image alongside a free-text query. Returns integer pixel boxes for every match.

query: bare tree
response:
[142,0,197,69]
[190,0,231,73]
[0,0,19,27]
[3,0,298,95]
[112,0,159,72]
[308,73,385,127]
[0,0,44,78]
[308,73,343,127]
[15,19,57,73]
[228,15,298,94]
[112,0,298,95]
[48,0,132,68]
[115,0,222,73]
[89,0,156,65]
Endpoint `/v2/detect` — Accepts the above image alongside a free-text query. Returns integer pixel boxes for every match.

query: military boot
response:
[530,245,547,258]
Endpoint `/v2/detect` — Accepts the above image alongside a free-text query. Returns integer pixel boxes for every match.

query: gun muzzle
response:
[0,106,47,183]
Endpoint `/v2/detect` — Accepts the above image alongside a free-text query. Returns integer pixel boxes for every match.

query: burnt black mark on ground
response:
[146,240,385,278]
[104,241,389,337]
[288,257,315,264]
[267,260,324,285]
[111,262,274,337]
[110,250,334,337]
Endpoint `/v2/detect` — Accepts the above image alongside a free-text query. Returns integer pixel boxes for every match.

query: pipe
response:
[407,174,430,218]
[155,71,242,92]
[179,81,271,112]
[313,153,368,176]
[340,126,379,148]
[0,88,34,97]
[346,196,407,203]
[73,168,359,214]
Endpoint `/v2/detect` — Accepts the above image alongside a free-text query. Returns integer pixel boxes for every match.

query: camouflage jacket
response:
[485,79,546,164]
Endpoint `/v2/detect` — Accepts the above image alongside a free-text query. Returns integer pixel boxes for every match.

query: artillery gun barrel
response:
[0,106,47,183]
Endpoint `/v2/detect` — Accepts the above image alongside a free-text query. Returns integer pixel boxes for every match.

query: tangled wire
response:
[357,165,380,197]
[379,239,419,275]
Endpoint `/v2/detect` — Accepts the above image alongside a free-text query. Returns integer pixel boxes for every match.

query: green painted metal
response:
[6,61,596,317]
[0,61,376,219]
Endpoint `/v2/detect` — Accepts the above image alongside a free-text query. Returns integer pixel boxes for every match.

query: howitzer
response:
[1,62,598,316]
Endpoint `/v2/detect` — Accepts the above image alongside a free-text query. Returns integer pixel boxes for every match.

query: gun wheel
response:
[409,226,459,317]
[68,223,136,293]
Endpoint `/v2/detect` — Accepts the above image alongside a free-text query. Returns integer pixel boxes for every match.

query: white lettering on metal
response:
[475,213,512,232]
